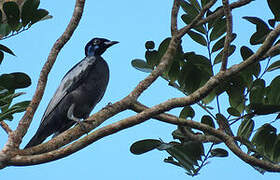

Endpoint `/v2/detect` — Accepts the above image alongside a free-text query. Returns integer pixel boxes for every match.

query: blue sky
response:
[1,0,280,179]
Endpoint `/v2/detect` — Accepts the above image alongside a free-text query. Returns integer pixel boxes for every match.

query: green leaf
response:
[240,46,254,60]
[21,0,40,26]
[249,104,280,115]
[179,0,199,17]
[227,107,241,117]
[0,23,12,37]
[131,59,153,73]
[272,135,280,163]
[0,72,31,90]
[30,9,49,25]
[237,118,254,140]
[267,0,280,20]
[0,51,4,65]
[181,14,205,34]
[158,38,171,60]
[145,50,158,67]
[267,60,280,72]
[130,139,161,155]
[0,44,15,56]
[243,16,270,32]
[187,30,207,46]
[210,148,228,157]
[266,75,280,104]
[201,115,215,128]
[3,2,20,30]
[168,61,180,82]
[211,33,237,53]
[252,124,276,153]
[214,45,236,65]
[201,0,212,7]
[0,100,30,121]
[166,141,204,171]
[210,18,226,41]
[249,85,265,104]
[250,31,268,45]
[145,41,155,49]
[180,106,195,119]
[188,0,201,10]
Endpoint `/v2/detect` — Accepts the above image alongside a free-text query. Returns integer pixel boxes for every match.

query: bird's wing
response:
[41,56,97,122]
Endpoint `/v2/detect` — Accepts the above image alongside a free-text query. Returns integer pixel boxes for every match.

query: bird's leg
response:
[67,104,88,134]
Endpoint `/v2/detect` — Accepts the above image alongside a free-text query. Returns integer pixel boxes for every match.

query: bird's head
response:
[85,38,119,57]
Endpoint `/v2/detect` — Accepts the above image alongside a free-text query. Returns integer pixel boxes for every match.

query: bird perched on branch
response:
[25,38,118,148]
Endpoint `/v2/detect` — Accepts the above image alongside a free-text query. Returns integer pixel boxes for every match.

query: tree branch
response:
[220,0,233,71]
[171,0,179,36]
[0,0,86,169]
[0,121,12,135]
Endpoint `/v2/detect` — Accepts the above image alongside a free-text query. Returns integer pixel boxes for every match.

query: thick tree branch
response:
[220,0,233,71]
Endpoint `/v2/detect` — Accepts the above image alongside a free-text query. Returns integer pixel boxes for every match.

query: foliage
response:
[0,0,51,122]
[131,0,280,175]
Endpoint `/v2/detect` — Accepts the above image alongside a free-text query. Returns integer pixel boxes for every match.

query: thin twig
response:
[0,121,12,134]
[171,0,179,36]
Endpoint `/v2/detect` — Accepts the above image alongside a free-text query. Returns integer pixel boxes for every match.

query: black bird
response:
[25,38,118,148]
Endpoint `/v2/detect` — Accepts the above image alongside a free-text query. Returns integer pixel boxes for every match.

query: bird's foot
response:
[67,104,88,135]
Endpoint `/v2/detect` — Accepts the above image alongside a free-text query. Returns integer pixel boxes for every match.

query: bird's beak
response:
[104,41,119,48]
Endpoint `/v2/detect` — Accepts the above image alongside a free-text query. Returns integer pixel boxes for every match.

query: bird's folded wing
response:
[40,56,97,123]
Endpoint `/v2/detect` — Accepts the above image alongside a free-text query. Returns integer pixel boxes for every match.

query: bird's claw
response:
[102,102,113,110]
[67,104,88,135]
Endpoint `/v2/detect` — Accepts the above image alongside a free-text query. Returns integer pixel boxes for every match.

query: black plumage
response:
[25,38,118,148]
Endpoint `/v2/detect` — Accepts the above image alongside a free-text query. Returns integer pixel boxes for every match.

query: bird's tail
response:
[24,133,47,149]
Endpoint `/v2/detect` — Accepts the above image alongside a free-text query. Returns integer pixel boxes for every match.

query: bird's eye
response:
[93,39,100,45]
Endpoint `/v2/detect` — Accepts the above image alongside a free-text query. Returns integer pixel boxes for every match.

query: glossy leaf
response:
[201,115,215,128]
[249,85,265,104]
[266,76,280,104]
[0,51,4,65]
[210,148,228,157]
[0,44,15,56]
[0,23,12,37]
[30,9,49,25]
[21,0,40,26]
[3,2,20,30]
[201,0,212,7]
[240,46,254,60]
[250,104,280,115]
[272,135,280,163]
[0,72,31,90]
[166,141,204,171]
[130,139,161,155]
[187,30,207,46]
[237,118,254,140]
[243,16,270,32]
[180,106,195,119]
[214,45,236,65]
[158,38,171,60]
[131,59,153,73]
[210,18,226,41]
[145,50,158,67]
[0,100,30,121]
[252,124,276,153]
[267,60,280,72]
[227,107,241,117]
[181,14,205,34]
[179,0,199,17]
[250,31,268,45]
[189,0,201,11]
[168,61,180,82]
[145,41,155,49]
[211,33,237,53]
[267,0,280,20]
